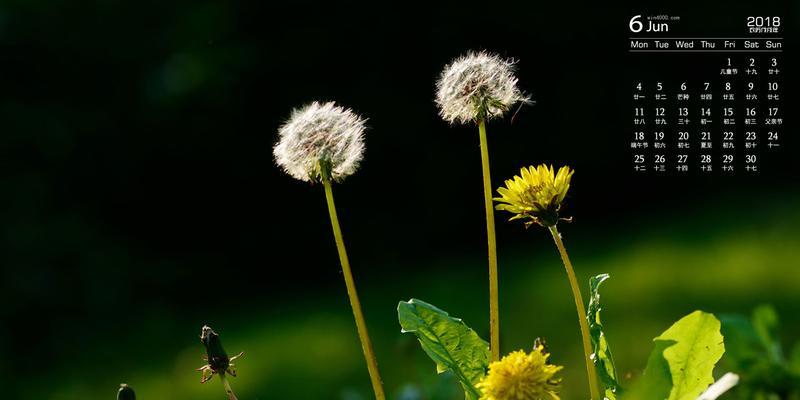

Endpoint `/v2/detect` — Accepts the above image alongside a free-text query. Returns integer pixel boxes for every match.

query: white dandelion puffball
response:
[274,101,366,182]
[435,51,529,124]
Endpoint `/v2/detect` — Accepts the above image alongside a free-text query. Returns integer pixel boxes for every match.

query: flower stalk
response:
[549,225,601,400]
[494,164,600,399]
[322,174,386,400]
[219,375,238,400]
[436,51,530,363]
[478,119,501,362]
[274,101,385,399]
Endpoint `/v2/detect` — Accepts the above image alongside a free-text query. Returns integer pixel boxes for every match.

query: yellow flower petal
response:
[477,346,562,400]
[493,164,573,227]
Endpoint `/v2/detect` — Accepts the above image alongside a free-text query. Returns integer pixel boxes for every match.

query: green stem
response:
[323,177,386,400]
[219,375,238,400]
[548,225,601,400]
[478,119,500,362]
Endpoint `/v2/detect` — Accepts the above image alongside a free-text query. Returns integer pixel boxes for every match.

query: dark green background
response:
[0,0,797,399]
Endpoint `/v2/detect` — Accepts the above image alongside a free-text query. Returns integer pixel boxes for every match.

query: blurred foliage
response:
[11,198,792,400]
[719,305,800,399]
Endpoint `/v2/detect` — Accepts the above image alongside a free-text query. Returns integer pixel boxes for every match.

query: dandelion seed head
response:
[435,51,529,125]
[274,101,366,182]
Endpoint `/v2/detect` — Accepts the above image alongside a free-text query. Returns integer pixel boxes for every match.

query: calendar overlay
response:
[629,37,783,174]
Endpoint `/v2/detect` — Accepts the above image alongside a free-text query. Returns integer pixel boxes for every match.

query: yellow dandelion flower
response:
[494,164,574,227]
[478,346,563,400]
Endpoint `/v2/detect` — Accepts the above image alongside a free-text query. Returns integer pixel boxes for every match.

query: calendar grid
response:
[628,35,783,174]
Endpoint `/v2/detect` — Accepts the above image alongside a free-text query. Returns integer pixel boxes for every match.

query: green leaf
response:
[790,341,800,375]
[398,299,490,400]
[626,340,676,400]
[626,311,725,400]
[752,305,783,363]
[720,308,800,398]
[719,314,766,370]
[659,311,725,400]
[587,274,623,399]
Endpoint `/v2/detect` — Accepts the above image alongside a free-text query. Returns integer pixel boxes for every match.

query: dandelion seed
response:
[435,51,530,124]
[477,345,563,400]
[274,101,366,182]
[494,164,574,228]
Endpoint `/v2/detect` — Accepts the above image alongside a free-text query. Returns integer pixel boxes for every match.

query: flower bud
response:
[117,384,135,400]
[198,325,243,383]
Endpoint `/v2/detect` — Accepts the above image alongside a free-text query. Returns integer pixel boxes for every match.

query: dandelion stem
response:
[548,225,601,400]
[478,119,501,362]
[322,177,386,400]
[219,375,238,400]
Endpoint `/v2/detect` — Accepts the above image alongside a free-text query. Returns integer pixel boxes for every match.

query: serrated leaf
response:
[625,311,725,400]
[588,273,622,399]
[398,299,489,400]
[659,311,725,400]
